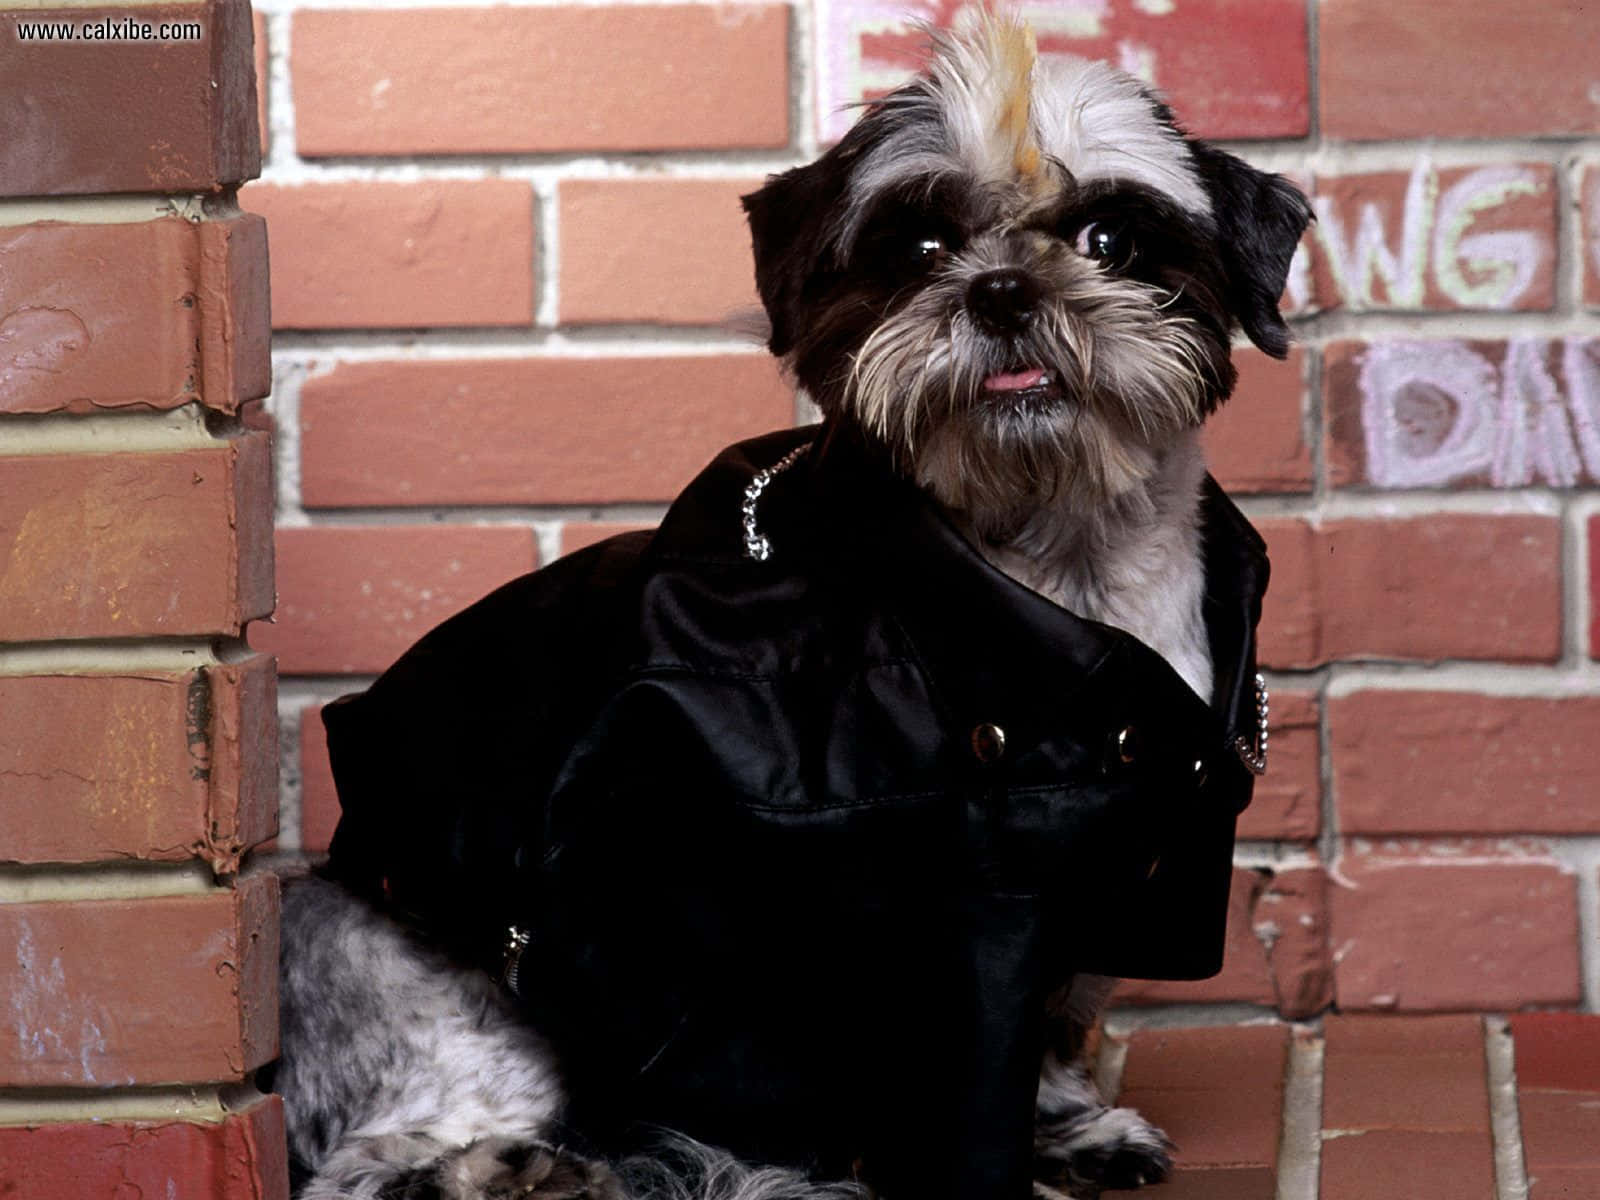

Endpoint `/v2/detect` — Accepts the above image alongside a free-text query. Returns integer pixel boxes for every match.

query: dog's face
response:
[744,13,1310,532]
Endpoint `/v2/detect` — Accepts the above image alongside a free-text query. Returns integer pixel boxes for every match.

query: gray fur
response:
[278,876,868,1200]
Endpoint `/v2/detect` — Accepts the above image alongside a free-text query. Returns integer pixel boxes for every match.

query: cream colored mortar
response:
[0,1085,228,1127]
[0,195,208,226]
[1276,1032,1324,1200]
[0,861,219,904]
[0,640,220,676]
[1485,1017,1532,1200]
[0,405,224,456]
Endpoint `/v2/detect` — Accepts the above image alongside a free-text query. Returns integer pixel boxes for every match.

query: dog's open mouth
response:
[982,367,1061,411]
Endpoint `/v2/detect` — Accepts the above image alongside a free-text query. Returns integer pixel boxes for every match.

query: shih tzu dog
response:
[273,11,1307,1200]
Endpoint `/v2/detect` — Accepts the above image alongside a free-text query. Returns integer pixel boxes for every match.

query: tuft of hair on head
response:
[926,7,1046,188]
[989,11,1042,179]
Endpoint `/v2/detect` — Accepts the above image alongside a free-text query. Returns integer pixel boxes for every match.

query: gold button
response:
[971,722,1006,763]
[1193,758,1208,788]
[1117,725,1138,764]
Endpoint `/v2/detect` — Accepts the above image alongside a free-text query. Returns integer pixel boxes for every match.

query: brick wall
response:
[0,0,285,1191]
[248,0,1600,1020]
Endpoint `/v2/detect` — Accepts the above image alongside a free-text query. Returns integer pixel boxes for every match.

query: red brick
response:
[1325,339,1600,490]
[1510,1014,1600,1095]
[1202,348,1310,495]
[1330,856,1581,1011]
[0,0,260,196]
[1322,1015,1488,1133]
[1519,1091,1600,1171]
[249,526,537,676]
[1584,166,1600,310]
[1319,1129,1495,1199]
[293,6,789,156]
[1143,1167,1275,1200]
[0,656,277,871]
[560,521,657,558]
[1310,164,1556,312]
[1116,1025,1288,1169]
[1236,689,1319,842]
[242,181,535,329]
[1332,692,1600,836]
[0,1092,288,1200]
[1320,0,1600,139]
[0,435,274,641]
[821,0,1308,142]
[1255,515,1561,669]
[1117,866,1331,1018]
[299,704,340,855]
[560,178,762,327]
[0,875,278,1086]
[0,216,269,415]
[299,356,794,507]
[1261,867,1333,1018]
[254,9,269,158]
[1528,1166,1600,1197]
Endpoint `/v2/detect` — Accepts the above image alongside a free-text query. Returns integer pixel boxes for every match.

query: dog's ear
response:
[1187,142,1313,360]
[742,159,847,358]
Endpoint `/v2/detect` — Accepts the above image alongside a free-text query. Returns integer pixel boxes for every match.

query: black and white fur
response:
[275,13,1309,1199]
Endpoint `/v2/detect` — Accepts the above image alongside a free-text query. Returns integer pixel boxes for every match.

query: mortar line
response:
[535,176,560,328]
[274,699,307,854]
[0,1084,230,1128]
[0,639,221,675]
[0,861,222,903]
[1485,1016,1530,1200]
[263,10,296,172]
[0,405,227,455]
[1276,1028,1324,1200]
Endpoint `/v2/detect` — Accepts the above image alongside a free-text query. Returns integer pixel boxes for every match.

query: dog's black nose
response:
[966,269,1040,335]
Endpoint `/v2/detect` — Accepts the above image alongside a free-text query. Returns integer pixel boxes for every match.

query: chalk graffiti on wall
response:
[815,0,1307,144]
[1354,340,1600,489]
[817,0,1152,144]
[1310,158,1554,312]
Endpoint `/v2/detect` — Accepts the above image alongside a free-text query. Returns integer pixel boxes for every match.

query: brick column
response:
[0,0,284,1193]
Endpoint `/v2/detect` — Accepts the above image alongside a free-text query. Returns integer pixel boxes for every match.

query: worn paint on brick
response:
[815,0,1308,143]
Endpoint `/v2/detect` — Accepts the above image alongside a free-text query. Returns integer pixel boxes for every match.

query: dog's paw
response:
[426,1138,625,1200]
[1036,1106,1173,1195]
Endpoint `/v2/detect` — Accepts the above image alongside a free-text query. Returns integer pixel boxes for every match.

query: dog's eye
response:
[1075,221,1134,267]
[912,235,949,267]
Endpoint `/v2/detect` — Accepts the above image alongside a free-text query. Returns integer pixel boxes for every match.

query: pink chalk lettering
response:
[1359,340,1600,489]
[1360,341,1498,487]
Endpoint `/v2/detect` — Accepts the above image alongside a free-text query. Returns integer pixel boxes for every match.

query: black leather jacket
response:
[322,421,1269,1200]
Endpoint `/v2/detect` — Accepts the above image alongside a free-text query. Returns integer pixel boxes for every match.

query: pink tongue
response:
[983,368,1048,391]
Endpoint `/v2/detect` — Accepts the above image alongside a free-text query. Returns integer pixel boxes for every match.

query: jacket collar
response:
[754,420,1270,754]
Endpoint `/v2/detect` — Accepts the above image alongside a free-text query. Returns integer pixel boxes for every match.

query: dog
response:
[272,12,1308,1200]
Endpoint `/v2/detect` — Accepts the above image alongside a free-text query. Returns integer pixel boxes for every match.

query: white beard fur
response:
[954,426,1214,704]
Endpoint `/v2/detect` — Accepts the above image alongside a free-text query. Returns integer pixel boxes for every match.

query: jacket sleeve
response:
[322,532,651,965]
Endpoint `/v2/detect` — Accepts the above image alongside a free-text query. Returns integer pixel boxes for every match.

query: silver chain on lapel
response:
[742,443,811,561]
[1233,673,1269,775]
